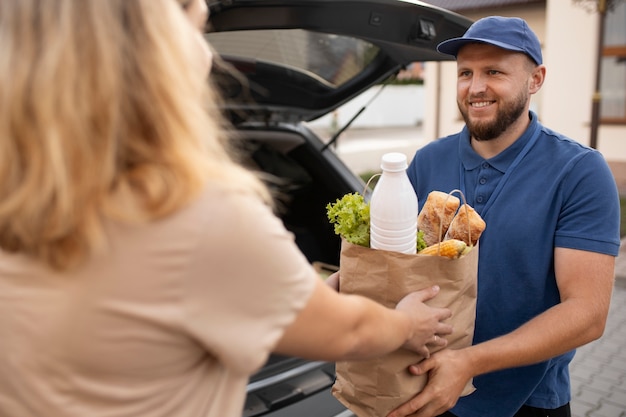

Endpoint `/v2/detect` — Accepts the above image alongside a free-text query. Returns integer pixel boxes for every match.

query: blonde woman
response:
[0,1,452,417]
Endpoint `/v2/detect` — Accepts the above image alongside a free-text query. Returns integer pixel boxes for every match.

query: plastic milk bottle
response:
[369,152,418,254]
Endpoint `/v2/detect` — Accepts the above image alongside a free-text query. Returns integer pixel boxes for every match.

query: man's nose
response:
[468,74,487,94]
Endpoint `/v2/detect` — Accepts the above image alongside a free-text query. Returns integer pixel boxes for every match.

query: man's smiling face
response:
[455,43,534,142]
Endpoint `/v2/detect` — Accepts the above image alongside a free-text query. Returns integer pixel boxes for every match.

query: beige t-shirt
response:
[0,184,317,417]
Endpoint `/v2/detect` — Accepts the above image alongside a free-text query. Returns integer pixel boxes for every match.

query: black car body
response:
[205,1,471,415]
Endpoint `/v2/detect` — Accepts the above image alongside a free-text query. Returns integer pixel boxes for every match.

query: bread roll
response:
[417,191,460,246]
[446,204,486,246]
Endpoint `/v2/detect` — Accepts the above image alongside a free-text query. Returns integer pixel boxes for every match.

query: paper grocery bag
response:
[331,239,478,417]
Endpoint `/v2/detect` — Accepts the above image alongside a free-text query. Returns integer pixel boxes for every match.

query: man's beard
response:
[458,89,528,142]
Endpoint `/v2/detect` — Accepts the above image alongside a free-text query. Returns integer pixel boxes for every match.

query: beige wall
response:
[423,1,626,168]
[542,1,597,147]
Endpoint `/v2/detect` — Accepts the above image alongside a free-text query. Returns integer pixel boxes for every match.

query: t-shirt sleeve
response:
[555,150,621,256]
[181,188,317,375]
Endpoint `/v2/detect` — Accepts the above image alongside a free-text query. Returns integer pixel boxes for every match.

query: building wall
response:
[542,1,597,147]
[544,2,626,168]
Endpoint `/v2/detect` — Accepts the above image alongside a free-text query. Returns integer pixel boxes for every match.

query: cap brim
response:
[437,37,526,57]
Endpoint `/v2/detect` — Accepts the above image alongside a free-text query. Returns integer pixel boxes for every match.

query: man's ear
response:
[529,64,546,94]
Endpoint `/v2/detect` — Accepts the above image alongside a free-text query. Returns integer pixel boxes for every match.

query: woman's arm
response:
[273,277,453,361]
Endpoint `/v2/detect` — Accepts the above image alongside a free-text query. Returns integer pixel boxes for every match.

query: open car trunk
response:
[205,1,472,415]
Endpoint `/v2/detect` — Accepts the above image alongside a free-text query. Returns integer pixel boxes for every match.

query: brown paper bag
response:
[331,239,478,417]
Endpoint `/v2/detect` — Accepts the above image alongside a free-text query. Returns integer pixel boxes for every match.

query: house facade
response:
[422,0,626,190]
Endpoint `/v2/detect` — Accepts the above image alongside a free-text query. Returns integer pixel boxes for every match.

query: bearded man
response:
[389,16,621,417]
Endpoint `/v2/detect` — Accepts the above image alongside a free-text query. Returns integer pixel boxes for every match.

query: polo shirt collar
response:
[460,111,539,173]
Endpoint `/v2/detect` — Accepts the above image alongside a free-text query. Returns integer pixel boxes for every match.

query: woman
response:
[0,1,452,416]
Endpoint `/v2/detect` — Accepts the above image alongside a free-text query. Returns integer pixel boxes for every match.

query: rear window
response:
[206,29,380,88]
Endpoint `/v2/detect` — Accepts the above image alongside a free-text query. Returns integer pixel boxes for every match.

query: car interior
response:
[233,128,354,268]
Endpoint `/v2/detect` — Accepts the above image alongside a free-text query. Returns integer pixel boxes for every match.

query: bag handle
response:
[433,189,471,255]
[363,173,381,195]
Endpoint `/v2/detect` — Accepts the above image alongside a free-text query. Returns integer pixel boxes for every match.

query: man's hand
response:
[386,349,472,417]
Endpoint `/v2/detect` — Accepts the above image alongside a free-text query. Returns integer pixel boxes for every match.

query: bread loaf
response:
[445,204,486,246]
[417,191,460,246]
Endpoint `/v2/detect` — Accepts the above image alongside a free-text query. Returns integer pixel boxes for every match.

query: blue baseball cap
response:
[437,16,543,65]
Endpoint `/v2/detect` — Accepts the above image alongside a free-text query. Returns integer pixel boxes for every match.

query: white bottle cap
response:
[380,152,408,172]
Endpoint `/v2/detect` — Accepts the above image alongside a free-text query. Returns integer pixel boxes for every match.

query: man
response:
[387,16,620,417]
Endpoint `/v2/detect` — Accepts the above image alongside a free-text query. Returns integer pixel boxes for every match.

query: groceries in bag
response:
[327,184,483,416]
[327,189,485,257]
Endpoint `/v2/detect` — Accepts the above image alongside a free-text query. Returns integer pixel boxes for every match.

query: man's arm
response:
[386,248,615,417]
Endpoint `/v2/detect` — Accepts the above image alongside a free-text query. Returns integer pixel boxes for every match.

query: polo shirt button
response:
[479,177,487,185]
[482,162,489,169]
[476,196,484,203]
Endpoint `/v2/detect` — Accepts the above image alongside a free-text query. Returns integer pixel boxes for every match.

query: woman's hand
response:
[395,286,452,357]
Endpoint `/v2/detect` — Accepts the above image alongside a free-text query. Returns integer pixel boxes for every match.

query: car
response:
[204,1,472,416]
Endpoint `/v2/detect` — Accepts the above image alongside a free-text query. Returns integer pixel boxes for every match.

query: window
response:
[600,2,626,123]
[206,29,380,88]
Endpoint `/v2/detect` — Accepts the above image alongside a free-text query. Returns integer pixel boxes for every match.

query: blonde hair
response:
[0,0,270,270]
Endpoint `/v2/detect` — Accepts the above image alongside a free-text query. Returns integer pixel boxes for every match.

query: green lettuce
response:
[326,193,370,247]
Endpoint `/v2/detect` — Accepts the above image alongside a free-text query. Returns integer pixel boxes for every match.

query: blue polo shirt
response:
[407,112,620,417]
